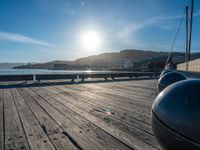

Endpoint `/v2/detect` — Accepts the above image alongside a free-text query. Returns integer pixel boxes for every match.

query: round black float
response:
[158,72,187,92]
[151,79,200,150]
[160,69,174,77]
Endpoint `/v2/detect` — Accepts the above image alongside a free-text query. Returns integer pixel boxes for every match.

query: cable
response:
[165,9,186,67]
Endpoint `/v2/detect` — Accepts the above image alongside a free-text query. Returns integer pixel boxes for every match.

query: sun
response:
[81,30,102,50]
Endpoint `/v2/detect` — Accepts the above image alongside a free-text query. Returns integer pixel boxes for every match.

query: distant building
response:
[141,56,169,72]
[177,58,200,72]
[132,62,141,71]
[53,64,91,70]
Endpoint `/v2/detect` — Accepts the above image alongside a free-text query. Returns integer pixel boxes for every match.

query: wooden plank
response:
[44,80,154,125]
[1,79,160,149]
[80,82,156,93]
[3,88,30,150]
[58,82,154,110]
[28,87,133,150]
[96,91,153,106]
[79,91,151,113]
[80,83,156,103]
[47,85,153,134]
[12,88,77,150]
[53,85,151,124]
[0,89,4,150]
[80,79,157,110]
[92,84,156,99]
[96,80,157,91]
[11,88,56,150]
[18,88,106,150]
[64,83,154,107]
[42,86,159,148]
[34,86,157,149]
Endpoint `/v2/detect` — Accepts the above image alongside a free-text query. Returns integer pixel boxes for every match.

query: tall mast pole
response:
[188,0,194,62]
[185,0,189,71]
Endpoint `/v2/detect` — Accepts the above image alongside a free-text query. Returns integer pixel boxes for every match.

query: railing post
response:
[33,74,36,82]
[76,74,79,82]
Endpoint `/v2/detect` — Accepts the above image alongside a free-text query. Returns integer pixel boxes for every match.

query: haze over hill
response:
[0,63,26,69]
[13,50,167,69]
[12,49,200,71]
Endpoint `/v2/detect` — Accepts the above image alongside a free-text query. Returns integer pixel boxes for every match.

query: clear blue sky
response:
[0,0,200,62]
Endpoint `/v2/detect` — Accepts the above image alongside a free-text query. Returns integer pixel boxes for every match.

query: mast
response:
[186,0,194,71]
[188,0,194,62]
[185,1,189,71]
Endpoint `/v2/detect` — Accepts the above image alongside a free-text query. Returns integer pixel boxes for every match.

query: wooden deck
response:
[0,79,161,150]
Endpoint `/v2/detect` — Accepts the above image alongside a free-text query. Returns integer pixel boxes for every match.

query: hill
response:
[13,49,200,71]
[0,63,26,69]
[14,49,168,69]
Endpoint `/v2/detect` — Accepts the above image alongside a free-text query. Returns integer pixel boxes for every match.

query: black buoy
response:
[151,79,200,150]
[158,72,187,92]
[160,69,173,77]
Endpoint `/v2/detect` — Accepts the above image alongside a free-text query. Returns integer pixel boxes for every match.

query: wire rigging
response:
[165,9,186,67]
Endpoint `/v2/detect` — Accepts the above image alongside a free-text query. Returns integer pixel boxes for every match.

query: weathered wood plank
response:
[0,89,4,150]
[57,83,154,112]
[80,82,155,95]
[91,80,157,92]
[11,88,56,150]
[62,83,154,107]
[78,91,151,113]
[79,83,156,104]
[51,82,154,117]
[29,87,133,150]
[14,88,77,150]
[1,79,160,150]
[19,88,106,150]
[3,88,30,150]
[53,85,151,124]
[35,86,157,149]
[43,86,159,149]
[47,85,153,134]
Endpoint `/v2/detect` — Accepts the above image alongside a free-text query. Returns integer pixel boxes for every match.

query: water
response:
[0,69,126,75]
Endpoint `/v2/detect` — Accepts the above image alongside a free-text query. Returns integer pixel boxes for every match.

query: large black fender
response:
[158,72,187,92]
[151,79,200,150]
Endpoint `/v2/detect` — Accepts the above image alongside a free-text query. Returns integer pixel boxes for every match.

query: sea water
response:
[0,69,122,75]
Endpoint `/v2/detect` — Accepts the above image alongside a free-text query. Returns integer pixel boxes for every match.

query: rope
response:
[165,9,186,67]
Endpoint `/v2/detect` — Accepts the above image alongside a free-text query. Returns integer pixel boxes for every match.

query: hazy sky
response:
[0,0,200,62]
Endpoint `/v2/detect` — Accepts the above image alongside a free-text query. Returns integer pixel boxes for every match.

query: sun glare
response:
[81,30,102,50]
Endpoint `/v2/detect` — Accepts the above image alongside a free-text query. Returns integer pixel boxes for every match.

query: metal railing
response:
[0,71,159,82]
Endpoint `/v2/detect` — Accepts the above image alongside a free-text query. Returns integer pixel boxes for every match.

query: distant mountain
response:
[13,49,200,70]
[14,49,167,69]
[0,63,27,69]
[73,50,168,65]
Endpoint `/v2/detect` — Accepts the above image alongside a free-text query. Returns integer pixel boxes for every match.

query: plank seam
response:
[54,91,157,149]
[30,87,135,149]
[33,87,150,150]
[28,87,103,150]
[20,88,81,150]
[17,88,58,150]
[62,131,82,150]
[10,88,31,150]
